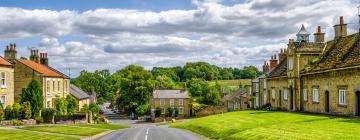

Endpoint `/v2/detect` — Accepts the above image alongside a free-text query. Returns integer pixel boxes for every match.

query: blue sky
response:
[0,0,357,77]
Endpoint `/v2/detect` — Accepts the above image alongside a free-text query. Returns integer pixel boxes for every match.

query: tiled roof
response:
[153,90,190,99]
[0,56,12,66]
[17,59,67,78]
[303,33,359,73]
[267,57,287,78]
[70,84,90,100]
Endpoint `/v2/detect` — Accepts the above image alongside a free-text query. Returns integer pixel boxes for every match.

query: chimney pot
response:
[317,26,321,33]
[274,55,277,60]
[340,16,344,24]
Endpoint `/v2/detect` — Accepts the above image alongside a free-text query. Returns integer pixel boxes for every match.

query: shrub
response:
[5,105,13,120]
[167,107,174,117]
[41,108,56,123]
[89,103,99,115]
[21,79,44,117]
[55,97,68,115]
[12,103,21,119]
[135,104,150,116]
[174,107,179,117]
[22,102,32,119]
[155,107,162,117]
[66,95,78,115]
[0,105,4,121]
[11,119,23,126]
[34,116,43,124]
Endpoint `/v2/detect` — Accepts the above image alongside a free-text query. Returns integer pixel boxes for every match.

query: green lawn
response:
[75,124,129,130]
[171,111,360,140]
[0,129,78,140]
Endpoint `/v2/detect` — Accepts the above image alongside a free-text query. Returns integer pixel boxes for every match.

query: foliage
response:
[22,102,32,119]
[81,104,89,112]
[135,104,150,116]
[41,108,56,123]
[11,119,23,126]
[34,115,44,124]
[114,65,154,115]
[55,97,68,115]
[5,105,13,120]
[187,79,221,105]
[72,69,114,104]
[174,107,179,117]
[154,75,176,89]
[89,103,100,115]
[0,105,4,121]
[191,102,207,116]
[66,95,78,115]
[12,103,21,119]
[167,107,174,117]
[20,79,44,117]
[155,107,162,117]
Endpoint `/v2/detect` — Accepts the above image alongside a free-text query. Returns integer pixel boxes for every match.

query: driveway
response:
[97,114,203,140]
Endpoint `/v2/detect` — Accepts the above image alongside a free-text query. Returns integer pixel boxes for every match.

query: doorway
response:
[279,90,282,107]
[356,91,360,116]
[290,86,294,110]
[325,91,330,113]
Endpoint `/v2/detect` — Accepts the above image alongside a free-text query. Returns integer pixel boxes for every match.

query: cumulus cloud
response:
[0,0,358,77]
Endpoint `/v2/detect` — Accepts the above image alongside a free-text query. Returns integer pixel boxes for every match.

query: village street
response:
[96,113,203,140]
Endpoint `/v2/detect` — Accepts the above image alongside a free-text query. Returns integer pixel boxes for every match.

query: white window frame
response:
[303,89,307,101]
[0,72,6,88]
[0,95,6,109]
[178,99,184,106]
[160,99,165,106]
[255,83,259,92]
[339,89,346,105]
[283,89,288,100]
[170,99,174,106]
[272,89,275,99]
[161,107,165,114]
[46,80,50,93]
[179,107,184,114]
[288,57,294,70]
[312,88,319,102]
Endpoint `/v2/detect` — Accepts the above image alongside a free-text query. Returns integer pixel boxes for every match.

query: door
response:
[357,91,360,116]
[279,90,282,107]
[325,91,330,113]
[290,86,293,110]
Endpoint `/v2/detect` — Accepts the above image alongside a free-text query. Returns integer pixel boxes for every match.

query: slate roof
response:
[17,59,69,78]
[303,33,359,73]
[70,84,90,100]
[267,57,287,78]
[223,88,248,102]
[297,24,310,35]
[153,90,190,99]
[0,56,12,66]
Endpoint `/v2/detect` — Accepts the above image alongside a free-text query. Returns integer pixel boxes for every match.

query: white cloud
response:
[0,0,358,77]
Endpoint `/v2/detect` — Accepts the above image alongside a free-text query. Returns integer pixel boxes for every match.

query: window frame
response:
[0,95,6,109]
[178,99,184,106]
[338,89,347,105]
[179,107,184,114]
[160,99,165,106]
[312,88,319,102]
[283,89,288,100]
[303,89,308,101]
[170,99,174,106]
[161,107,165,114]
[271,89,276,99]
[0,72,6,88]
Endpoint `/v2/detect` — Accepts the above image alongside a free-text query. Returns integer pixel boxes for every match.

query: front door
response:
[357,91,360,116]
[290,87,293,110]
[325,91,330,113]
[279,90,282,107]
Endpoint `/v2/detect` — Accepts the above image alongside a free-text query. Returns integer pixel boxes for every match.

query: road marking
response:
[145,128,149,140]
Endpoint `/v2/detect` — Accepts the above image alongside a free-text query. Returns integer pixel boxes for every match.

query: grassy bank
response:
[0,129,78,140]
[171,111,360,140]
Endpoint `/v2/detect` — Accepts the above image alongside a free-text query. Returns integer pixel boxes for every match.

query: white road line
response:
[145,128,149,140]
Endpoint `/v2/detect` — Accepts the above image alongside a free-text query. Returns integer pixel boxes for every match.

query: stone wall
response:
[0,66,14,107]
[267,77,290,110]
[14,61,42,102]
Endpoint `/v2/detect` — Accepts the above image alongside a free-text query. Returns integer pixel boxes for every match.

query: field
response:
[0,129,78,140]
[171,110,360,140]
[209,79,251,93]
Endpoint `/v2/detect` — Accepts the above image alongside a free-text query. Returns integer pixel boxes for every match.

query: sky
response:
[0,0,359,77]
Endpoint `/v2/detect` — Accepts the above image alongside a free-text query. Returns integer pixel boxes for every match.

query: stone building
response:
[223,87,252,111]
[4,45,70,108]
[151,90,191,118]
[70,84,90,111]
[0,56,14,109]
[259,16,360,116]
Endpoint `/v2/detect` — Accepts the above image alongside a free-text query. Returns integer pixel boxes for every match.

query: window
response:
[339,89,346,105]
[178,99,184,106]
[0,95,6,109]
[64,81,68,92]
[53,81,55,92]
[0,72,6,88]
[46,81,50,92]
[160,99,165,106]
[255,83,259,92]
[312,88,319,102]
[58,81,60,91]
[170,99,174,106]
[272,89,275,99]
[288,57,294,70]
[161,107,165,114]
[47,101,51,108]
[303,89,307,101]
[264,94,267,103]
[283,89,288,100]
[179,107,184,114]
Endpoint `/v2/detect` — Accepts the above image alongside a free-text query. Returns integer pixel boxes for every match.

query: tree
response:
[135,104,150,116]
[22,102,32,119]
[55,97,68,115]
[155,107,162,117]
[12,103,21,119]
[155,75,176,89]
[4,105,13,120]
[20,79,44,117]
[66,95,78,115]
[114,65,154,115]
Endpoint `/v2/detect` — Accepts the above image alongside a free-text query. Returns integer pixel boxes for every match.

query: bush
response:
[34,116,43,124]
[11,119,23,126]
[155,107,162,117]
[41,108,56,123]
[55,97,68,115]
[135,104,150,116]
[167,107,174,117]
[0,105,4,121]
[89,103,99,115]
[174,107,179,117]
[12,103,21,119]
[66,95,78,115]
[22,102,32,119]
[5,105,13,120]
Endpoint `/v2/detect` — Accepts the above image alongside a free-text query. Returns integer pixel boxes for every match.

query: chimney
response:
[278,48,286,62]
[314,26,325,43]
[4,43,18,62]
[334,16,347,39]
[262,61,270,73]
[270,55,278,70]
[40,52,49,66]
[29,49,40,63]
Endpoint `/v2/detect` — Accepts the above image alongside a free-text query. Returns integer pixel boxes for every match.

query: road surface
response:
[96,109,203,140]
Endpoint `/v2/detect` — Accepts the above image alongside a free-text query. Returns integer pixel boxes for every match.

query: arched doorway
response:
[325,91,330,113]
[356,91,360,116]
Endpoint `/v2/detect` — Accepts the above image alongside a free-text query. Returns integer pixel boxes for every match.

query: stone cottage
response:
[151,90,191,118]
[0,56,14,109]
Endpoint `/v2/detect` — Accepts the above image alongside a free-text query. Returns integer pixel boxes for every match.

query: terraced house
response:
[258,16,360,116]
[4,44,70,108]
[0,56,14,109]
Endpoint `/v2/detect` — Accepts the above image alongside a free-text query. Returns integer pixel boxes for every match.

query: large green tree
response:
[55,97,68,115]
[114,65,154,115]
[20,79,44,117]
[66,95,78,115]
